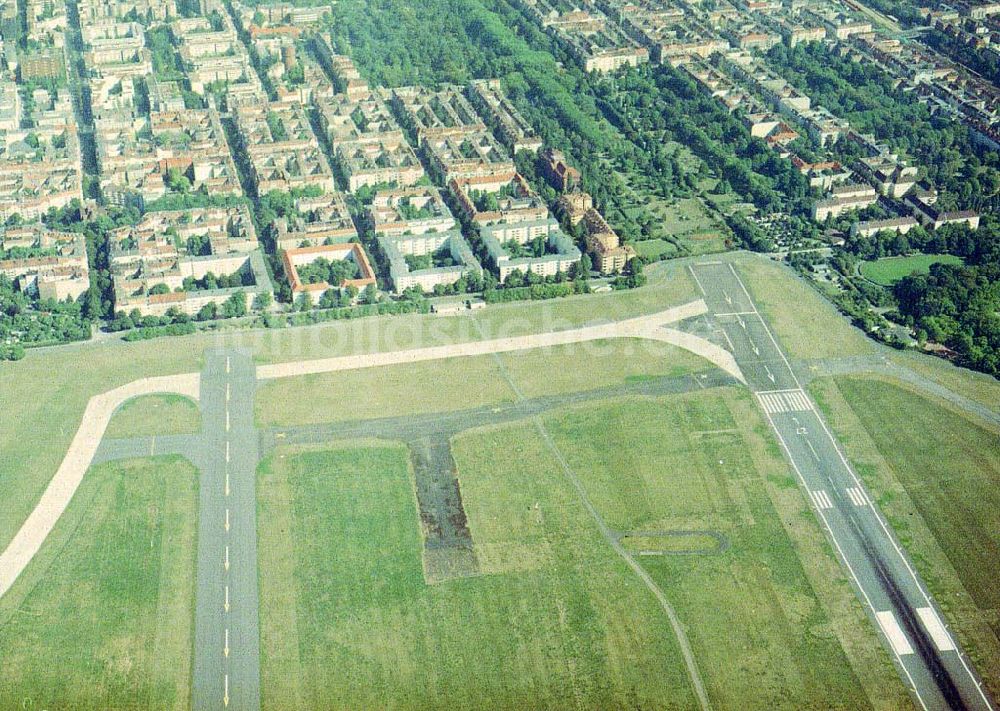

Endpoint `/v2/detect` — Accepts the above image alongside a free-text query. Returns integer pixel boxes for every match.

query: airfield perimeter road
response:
[690,261,995,711]
[192,350,261,711]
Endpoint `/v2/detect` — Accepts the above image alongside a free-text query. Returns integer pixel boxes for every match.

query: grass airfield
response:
[0,456,197,710]
[254,380,910,708]
[0,254,997,709]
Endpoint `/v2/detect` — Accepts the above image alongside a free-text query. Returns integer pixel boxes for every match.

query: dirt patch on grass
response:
[408,435,478,583]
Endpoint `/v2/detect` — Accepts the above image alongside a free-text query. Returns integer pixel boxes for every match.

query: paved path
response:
[0,373,200,599]
[796,355,1000,428]
[256,300,743,384]
[690,260,995,711]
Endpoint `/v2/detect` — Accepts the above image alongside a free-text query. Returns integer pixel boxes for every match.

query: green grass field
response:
[536,389,907,710]
[257,386,910,710]
[735,256,875,360]
[255,337,712,427]
[257,441,696,710]
[859,254,964,286]
[890,350,1000,410]
[106,394,201,438]
[647,195,728,256]
[0,261,698,554]
[0,456,197,710]
[633,238,677,260]
[810,375,1000,699]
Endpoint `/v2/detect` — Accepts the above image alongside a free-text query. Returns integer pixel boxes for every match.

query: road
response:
[690,260,994,711]
[192,350,261,711]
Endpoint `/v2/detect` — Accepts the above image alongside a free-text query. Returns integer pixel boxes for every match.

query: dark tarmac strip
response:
[690,260,995,711]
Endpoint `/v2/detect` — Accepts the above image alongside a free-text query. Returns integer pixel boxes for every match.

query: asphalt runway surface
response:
[690,260,994,711]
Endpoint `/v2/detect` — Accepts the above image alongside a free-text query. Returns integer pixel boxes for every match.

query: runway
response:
[690,261,994,711]
[191,350,261,711]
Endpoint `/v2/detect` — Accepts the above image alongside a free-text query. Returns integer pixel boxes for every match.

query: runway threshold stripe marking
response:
[757,390,813,414]
[759,393,779,413]
[788,391,812,411]
[916,607,956,652]
[847,487,867,507]
[876,611,914,655]
[811,490,833,510]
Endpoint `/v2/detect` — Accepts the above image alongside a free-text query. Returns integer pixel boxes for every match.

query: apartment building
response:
[109,206,272,316]
[0,223,89,301]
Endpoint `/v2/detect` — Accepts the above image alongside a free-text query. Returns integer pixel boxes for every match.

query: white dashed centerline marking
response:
[876,610,915,655]
[917,607,956,652]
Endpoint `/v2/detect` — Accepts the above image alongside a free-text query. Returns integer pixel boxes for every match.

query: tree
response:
[197,302,218,321]
[166,167,191,194]
[222,292,247,319]
[362,283,377,304]
[252,291,273,311]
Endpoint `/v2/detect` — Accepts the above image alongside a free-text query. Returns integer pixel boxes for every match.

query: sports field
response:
[256,387,910,710]
[810,375,1000,699]
[0,456,197,710]
[859,254,964,286]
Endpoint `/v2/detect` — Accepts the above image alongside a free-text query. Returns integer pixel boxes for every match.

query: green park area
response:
[0,457,197,710]
[810,375,1000,699]
[859,254,964,286]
